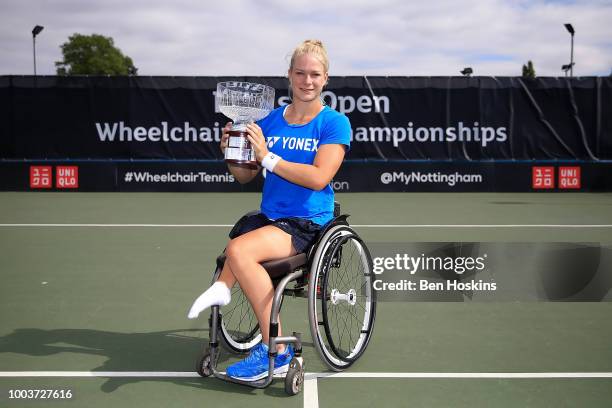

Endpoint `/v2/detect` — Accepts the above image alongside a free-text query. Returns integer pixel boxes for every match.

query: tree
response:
[522,60,536,79]
[55,33,138,76]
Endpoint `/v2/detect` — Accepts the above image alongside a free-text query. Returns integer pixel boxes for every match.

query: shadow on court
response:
[0,328,307,397]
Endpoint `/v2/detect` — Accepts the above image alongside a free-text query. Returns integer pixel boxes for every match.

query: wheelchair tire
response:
[307,224,376,371]
[196,351,214,377]
[284,358,304,396]
[211,266,262,353]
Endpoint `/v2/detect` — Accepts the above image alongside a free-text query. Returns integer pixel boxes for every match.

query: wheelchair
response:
[195,203,376,395]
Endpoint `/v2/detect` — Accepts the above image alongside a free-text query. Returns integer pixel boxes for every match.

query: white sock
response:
[187,282,231,319]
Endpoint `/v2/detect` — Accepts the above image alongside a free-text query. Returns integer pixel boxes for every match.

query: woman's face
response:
[288,53,328,103]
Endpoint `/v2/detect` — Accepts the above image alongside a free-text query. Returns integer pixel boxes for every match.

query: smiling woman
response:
[188,39,353,383]
[286,39,329,109]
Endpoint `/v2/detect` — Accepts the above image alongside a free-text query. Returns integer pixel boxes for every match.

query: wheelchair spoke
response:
[327,301,362,359]
[346,305,355,354]
[224,292,247,324]
[335,307,348,354]
[340,305,353,356]
[236,297,250,335]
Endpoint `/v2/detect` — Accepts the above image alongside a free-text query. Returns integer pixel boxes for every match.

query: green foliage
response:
[55,33,138,76]
[522,60,536,79]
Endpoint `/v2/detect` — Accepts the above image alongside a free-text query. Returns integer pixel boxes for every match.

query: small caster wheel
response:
[284,358,304,396]
[196,351,214,377]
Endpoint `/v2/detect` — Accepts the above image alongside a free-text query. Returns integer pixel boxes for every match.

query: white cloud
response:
[0,0,610,76]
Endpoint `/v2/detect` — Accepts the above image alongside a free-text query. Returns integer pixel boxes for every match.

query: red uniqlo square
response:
[56,166,79,189]
[30,166,52,188]
[559,166,581,189]
[532,166,555,189]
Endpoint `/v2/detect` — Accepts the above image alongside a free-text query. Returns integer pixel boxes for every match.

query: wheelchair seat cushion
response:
[216,252,308,280]
[229,212,322,254]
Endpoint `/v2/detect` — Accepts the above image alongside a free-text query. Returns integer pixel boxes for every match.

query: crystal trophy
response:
[217,81,275,168]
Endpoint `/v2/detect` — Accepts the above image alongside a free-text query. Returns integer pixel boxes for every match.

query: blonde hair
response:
[289,39,329,73]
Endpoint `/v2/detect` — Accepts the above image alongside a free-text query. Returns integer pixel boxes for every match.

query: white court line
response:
[1,371,610,378]
[302,372,612,408]
[352,224,612,228]
[312,372,612,379]
[0,371,199,377]
[2,371,611,408]
[1,223,612,228]
[303,373,319,408]
[0,224,234,227]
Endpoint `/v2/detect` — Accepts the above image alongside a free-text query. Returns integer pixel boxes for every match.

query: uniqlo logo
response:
[532,166,555,189]
[56,166,79,189]
[30,166,52,188]
[559,166,581,189]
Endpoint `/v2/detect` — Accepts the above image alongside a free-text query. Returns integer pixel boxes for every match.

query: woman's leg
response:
[224,225,296,351]
[216,257,237,288]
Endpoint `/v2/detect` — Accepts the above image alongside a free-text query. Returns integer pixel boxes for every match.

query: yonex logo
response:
[267,136,280,148]
[266,136,319,152]
[268,136,319,152]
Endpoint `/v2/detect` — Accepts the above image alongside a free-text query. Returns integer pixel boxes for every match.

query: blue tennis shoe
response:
[226,343,294,381]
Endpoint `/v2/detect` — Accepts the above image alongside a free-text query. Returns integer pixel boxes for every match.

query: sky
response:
[0,0,611,77]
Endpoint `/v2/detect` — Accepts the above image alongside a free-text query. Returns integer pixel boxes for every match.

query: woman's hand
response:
[220,121,232,154]
[245,122,269,163]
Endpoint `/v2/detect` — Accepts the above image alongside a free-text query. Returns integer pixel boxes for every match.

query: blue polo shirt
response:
[257,105,351,225]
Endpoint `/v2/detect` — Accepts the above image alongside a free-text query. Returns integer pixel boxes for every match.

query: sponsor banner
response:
[558,166,581,189]
[1,161,611,192]
[2,162,116,191]
[29,166,52,189]
[336,161,612,192]
[2,76,611,161]
[335,162,496,192]
[370,242,612,302]
[56,166,79,189]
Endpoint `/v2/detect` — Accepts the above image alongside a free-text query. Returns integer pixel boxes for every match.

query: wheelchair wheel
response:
[308,224,376,371]
[211,266,262,353]
[196,351,214,377]
[284,358,304,396]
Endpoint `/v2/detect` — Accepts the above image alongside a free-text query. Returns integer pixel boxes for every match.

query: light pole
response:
[564,23,574,77]
[460,67,473,77]
[32,25,44,75]
[561,64,572,78]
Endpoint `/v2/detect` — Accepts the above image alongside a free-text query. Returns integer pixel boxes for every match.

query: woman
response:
[188,39,351,381]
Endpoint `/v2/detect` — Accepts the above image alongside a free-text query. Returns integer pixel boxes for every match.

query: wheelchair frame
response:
[196,205,376,395]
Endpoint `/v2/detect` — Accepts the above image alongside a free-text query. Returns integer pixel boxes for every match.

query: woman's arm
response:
[271,144,345,190]
[245,123,346,191]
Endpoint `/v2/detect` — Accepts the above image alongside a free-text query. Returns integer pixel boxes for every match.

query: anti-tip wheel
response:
[196,351,213,377]
[284,358,304,396]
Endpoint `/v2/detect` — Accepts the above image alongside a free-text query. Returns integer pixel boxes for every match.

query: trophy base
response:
[225,159,259,169]
[224,130,258,169]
